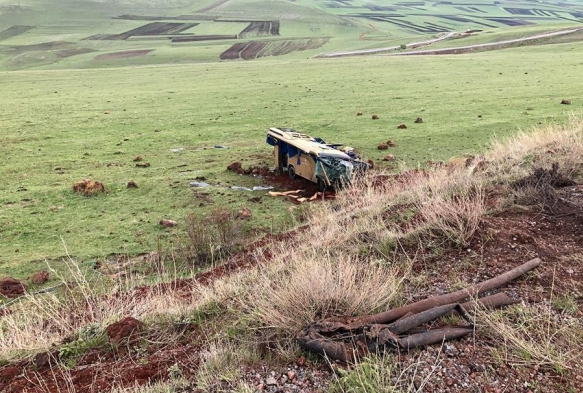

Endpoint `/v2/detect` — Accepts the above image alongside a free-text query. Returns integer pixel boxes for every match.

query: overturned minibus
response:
[266,127,369,190]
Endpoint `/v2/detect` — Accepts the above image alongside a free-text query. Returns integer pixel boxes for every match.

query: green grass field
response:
[1,0,583,283]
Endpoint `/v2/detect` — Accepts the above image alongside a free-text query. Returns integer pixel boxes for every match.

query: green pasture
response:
[1,40,583,281]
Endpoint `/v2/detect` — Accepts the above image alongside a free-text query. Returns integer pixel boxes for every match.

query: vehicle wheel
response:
[288,166,296,180]
[317,178,327,192]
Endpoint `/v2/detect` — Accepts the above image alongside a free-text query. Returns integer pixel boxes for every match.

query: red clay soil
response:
[2,182,583,392]
[0,330,201,393]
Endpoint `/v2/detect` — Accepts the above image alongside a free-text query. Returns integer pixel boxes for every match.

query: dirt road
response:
[319,27,583,58]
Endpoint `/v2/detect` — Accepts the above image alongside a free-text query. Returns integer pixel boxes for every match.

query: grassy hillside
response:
[1,40,582,279]
[1,0,583,69]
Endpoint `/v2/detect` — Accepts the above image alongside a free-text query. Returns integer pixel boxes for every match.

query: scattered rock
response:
[371,114,379,120]
[190,181,210,188]
[414,117,423,123]
[478,114,482,118]
[384,154,395,161]
[33,351,58,369]
[0,277,26,298]
[387,139,396,147]
[106,316,144,344]
[397,123,407,129]
[227,162,244,174]
[296,356,307,366]
[133,156,143,162]
[136,162,150,168]
[215,145,229,149]
[357,111,363,116]
[30,271,49,285]
[377,143,388,150]
[159,219,177,227]
[561,99,571,105]
[237,207,252,219]
[266,376,277,386]
[127,180,139,189]
[104,111,111,114]
[73,179,105,196]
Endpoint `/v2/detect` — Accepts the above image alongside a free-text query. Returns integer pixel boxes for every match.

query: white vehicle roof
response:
[268,127,351,159]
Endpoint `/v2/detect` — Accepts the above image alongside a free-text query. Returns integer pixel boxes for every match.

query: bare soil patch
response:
[171,35,236,42]
[94,49,154,61]
[239,21,280,38]
[84,23,198,41]
[220,38,329,60]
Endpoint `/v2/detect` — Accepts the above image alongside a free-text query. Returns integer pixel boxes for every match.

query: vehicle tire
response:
[288,166,296,180]
[317,178,327,192]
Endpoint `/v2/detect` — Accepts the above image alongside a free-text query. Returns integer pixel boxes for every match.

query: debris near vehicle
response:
[268,189,333,204]
[73,179,105,196]
[297,258,540,362]
[266,127,370,191]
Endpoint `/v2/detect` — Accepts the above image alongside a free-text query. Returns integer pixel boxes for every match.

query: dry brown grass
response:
[2,118,583,391]
[246,251,405,351]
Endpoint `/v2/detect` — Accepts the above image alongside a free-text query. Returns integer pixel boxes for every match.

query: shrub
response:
[184,207,244,266]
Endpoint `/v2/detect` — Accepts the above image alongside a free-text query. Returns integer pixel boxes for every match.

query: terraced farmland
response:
[1,0,583,69]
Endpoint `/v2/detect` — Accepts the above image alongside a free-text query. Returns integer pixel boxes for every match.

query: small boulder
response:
[383,154,395,161]
[136,162,150,168]
[159,219,177,227]
[397,123,407,129]
[0,277,26,298]
[478,114,482,118]
[30,271,49,285]
[414,117,423,123]
[377,143,388,150]
[227,162,244,174]
[127,180,139,189]
[371,114,379,120]
[73,179,105,196]
[387,139,396,147]
[106,316,144,344]
[133,156,143,162]
[237,207,252,219]
[561,99,571,105]
[357,111,363,116]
